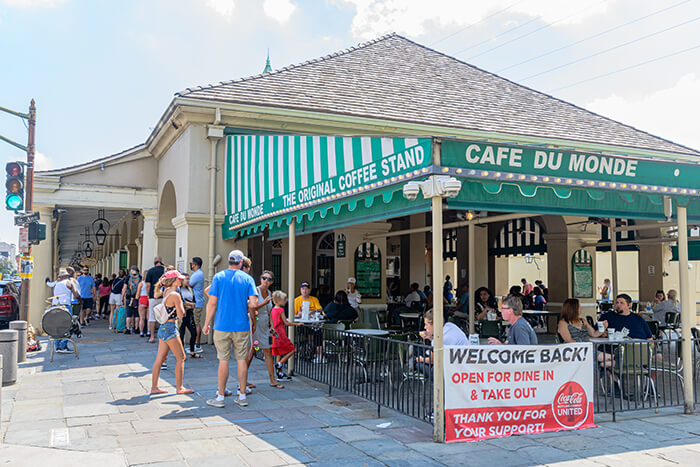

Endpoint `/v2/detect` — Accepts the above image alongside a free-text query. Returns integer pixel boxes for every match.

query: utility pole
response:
[19,100,36,322]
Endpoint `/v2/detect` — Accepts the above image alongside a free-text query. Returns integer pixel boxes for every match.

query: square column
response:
[140,209,158,272]
[28,204,55,331]
[172,213,214,276]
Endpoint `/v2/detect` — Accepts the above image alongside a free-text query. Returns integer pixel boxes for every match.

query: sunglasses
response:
[262,276,273,282]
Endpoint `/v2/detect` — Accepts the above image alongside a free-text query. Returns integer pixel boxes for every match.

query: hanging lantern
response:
[92,209,110,246]
[81,226,95,258]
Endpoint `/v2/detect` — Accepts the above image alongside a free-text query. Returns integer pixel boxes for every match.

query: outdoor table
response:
[297,318,326,325]
[399,312,421,330]
[345,329,390,336]
[523,310,560,334]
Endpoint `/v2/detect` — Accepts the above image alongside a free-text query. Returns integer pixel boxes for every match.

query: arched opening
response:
[315,232,334,293]
[158,181,177,266]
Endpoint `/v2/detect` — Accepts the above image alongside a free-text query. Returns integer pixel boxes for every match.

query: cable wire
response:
[518,15,700,82]
[452,14,542,56]
[429,0,526,47]
[549,43,700,92]
[495,0,691,73]
[461,0,609,60]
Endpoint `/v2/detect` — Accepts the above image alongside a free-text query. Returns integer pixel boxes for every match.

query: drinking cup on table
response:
[607,328,616,341]
[597,321,605,333]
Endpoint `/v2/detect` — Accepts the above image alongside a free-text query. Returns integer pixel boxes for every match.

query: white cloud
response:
[340,0,610,40]
[4,0,66,7]
[34,151,52,171]
[586,73,700,152]
[263,0,296,24]
[199,0,235,22]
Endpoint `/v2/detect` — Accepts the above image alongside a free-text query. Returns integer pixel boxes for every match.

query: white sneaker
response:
[237,385,252,395]
[194,345,204,354]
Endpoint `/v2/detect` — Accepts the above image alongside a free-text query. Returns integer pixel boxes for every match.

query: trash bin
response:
[9,321,27,363]
[0,329,18,385]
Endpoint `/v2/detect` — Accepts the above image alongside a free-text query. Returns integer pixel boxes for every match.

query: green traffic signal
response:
[5,193,23,210]
[5,161,24,211]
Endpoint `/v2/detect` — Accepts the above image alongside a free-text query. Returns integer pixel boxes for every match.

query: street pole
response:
[19,99,35,322]
[287,218,296,375]
[676,204,694,413]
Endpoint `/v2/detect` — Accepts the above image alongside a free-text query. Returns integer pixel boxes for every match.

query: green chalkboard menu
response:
[572,249,593,298]
[355,242,381,298]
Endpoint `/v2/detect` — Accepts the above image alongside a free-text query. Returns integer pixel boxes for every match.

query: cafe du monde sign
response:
[441,139,699,190]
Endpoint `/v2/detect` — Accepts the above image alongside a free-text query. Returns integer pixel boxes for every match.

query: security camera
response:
[439,177,463,198]
[402,182,421,201]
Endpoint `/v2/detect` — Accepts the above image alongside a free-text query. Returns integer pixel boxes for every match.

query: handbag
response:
[153,291,172,324]
[129,298,139,309]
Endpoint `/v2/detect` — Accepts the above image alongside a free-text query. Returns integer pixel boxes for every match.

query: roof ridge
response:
[389,34,700,156]
[176,33,398,96]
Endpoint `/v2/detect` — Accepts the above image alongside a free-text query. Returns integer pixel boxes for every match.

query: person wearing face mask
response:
[122,266,142,335]
[145,256,166,343]
[488,296,538,345]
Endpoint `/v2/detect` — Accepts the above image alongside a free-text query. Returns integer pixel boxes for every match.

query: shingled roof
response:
[178,34,699,156]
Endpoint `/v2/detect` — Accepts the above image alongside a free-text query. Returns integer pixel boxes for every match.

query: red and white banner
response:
[444,343,596,442]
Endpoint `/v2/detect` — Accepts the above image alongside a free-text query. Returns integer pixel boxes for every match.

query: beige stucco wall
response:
[61,155,157,190]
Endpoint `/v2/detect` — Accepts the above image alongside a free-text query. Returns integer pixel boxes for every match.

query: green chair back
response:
[322,323,345,331]
[350,322,372,330]
[479,320,500,339]
[665,312,680,328]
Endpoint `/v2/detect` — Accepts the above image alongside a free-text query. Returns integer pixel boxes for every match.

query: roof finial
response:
[263,49,272,74]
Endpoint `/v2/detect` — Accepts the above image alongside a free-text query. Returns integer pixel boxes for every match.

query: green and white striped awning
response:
[224,135,433,239]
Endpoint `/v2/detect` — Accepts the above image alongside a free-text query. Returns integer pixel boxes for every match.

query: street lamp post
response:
[403,171,462,443]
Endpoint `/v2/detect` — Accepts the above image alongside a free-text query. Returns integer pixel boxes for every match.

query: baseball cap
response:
[228,249,245,263]
[300,281,310,288]
[164,270,186,280]
[347,277,356,284]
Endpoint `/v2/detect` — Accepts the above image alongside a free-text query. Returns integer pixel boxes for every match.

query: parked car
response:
[0,280,20,329]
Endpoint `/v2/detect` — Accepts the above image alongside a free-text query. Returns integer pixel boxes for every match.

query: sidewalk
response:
[1,319,699,466]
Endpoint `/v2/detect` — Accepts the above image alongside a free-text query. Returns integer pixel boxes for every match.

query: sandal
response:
[269,383,285,389]
[190,353,203,358]
[246,383,256,389]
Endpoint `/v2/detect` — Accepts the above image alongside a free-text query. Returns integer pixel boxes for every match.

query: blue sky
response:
[1,0,699,245]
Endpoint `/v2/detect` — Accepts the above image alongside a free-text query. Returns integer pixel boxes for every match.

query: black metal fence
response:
[292,324,434,423]
[291,327,700,424]
[593,337,694,418]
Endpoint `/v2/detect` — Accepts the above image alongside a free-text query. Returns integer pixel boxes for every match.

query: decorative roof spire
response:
[263,49,272,74]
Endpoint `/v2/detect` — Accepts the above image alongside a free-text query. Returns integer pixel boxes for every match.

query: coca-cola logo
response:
[552,381,588,428]
[557,392,584,405]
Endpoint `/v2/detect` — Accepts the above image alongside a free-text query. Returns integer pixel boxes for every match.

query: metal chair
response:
[479,320,501,339]
[42,305,80,362]
[614,342,656,402]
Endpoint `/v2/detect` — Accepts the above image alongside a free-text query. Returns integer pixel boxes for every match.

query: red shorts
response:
[139,296,149,307]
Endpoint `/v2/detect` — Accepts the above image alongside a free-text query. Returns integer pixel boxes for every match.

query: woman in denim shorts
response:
[150,270,194,395]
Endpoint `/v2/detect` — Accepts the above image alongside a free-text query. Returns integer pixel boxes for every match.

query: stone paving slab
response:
[2,321,700,466]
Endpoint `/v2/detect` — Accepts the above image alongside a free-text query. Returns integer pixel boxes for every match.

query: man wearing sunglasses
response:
[488,296,538,345]
[189,257,205,353]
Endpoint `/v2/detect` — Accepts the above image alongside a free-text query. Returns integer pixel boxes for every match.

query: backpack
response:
[125,275,140,299]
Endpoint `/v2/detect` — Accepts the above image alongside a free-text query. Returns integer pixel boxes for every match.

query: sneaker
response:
[223,388,233,397]
[237,385,252,395]
[234,396,248,407]
[161,363,168,370]
[124,329,131,335]
[55,348,72,354]
[109,326,113,331]
[277,374,292,382]
[206,398,225,408]
[194,345,203,354]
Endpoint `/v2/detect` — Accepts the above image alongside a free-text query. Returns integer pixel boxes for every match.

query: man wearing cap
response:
[346,277,362,311]
[204,250,258,408]
[294,282,322,317]
[46,269,80,353]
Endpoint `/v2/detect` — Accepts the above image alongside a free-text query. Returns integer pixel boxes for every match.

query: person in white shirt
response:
[392,282,423,325]
[346,277,362,311]
[45,269,80,353]
[416,308,468,375]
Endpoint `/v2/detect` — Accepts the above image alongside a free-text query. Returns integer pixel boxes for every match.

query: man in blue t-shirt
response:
[600,293,652,340]
[204,250,258,408]
[77,267,97,326]
[489,296,538,345]
[189,257,205,353]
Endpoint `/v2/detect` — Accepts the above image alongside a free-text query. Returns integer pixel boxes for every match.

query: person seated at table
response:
[294,281,322,318]
[508,285,530,311]
[423,285,433,307]
[558,298,612,368]
[345,278,361,311]
[323,290,358,324]
[451,284,470,319]
[532,287,547,311]
[416,308,468,374]
[535,280,548,301]
[474,287,498,322]
[488,296,538,345]
[392,282,422,325]
[600,294,653,340]
[652,289,679,325]
[652,289,665,306]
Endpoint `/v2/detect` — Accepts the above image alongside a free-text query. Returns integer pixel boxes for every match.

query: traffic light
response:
[5,162,24,211]
[28,221,46,244]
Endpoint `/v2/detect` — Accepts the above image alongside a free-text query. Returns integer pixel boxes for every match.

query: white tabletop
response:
[346,329,390,336]
[296,318,326,324]
[399,312,421,319]
[523,310,560,315]
[589,337,649,343]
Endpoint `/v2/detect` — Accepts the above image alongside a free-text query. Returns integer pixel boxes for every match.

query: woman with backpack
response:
[150,269,193,395]
[121,266,141,335]
[109,270,126,331]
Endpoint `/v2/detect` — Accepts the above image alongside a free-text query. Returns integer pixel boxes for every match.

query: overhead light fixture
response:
[92,209,110,246]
